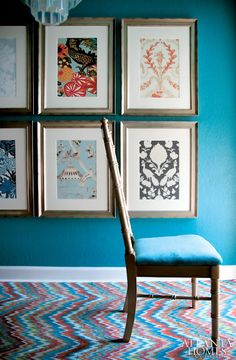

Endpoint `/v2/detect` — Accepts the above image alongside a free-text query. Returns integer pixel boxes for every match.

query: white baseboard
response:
[0,266,127,283]
[0,265,235,282]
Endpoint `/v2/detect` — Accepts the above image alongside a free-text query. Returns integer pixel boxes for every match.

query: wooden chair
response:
[101,118,222,349]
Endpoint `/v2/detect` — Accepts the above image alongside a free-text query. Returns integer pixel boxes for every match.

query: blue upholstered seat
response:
[134,235,223,266]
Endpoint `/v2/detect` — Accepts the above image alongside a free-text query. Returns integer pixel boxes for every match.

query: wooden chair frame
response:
[101,118,220,350]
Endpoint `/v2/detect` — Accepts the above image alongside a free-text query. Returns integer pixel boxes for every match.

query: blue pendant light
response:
[21,0,83,25]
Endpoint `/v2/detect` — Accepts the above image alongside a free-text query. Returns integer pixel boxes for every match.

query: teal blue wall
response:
[0,0,235,266]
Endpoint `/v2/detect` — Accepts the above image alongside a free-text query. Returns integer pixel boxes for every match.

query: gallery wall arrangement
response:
[0,17,197,115]
[0,0,235,267]
[0,16,198,217]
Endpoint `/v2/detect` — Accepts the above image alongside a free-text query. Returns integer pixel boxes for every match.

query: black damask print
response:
[139,140,179,200]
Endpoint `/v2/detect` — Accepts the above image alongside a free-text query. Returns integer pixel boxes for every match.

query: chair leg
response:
[123,291,128,312]
[123,254,137,342]
[211,267,220,352]
[191,277,198,309]
[123,276,136,342]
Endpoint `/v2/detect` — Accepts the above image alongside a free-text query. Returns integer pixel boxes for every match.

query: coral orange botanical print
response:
[57,37,97,97]
[140,38,180,98]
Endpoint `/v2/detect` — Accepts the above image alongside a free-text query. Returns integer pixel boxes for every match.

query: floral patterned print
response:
[57,37,97,97]
[140,38,180,98]
[0,140,16,199]
[139,140,179,200]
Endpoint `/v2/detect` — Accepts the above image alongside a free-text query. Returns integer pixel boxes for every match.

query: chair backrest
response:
[101,118,135,255]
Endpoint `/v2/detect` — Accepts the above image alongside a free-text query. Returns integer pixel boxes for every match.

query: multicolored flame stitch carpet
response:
[0,280,235,359]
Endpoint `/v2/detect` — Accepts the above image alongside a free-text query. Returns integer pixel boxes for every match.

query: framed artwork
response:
[0,122,33,216]
[121,121,197,217]
[122,19,198,115]
[0,25,33,114]
[38,121,115,217]
[39,18,114,114]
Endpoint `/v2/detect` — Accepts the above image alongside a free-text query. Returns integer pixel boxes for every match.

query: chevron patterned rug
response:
[0,280,235,359]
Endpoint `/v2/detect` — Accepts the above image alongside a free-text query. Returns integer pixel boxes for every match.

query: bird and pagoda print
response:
[57,139,97,200]
[57,37,97,97]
